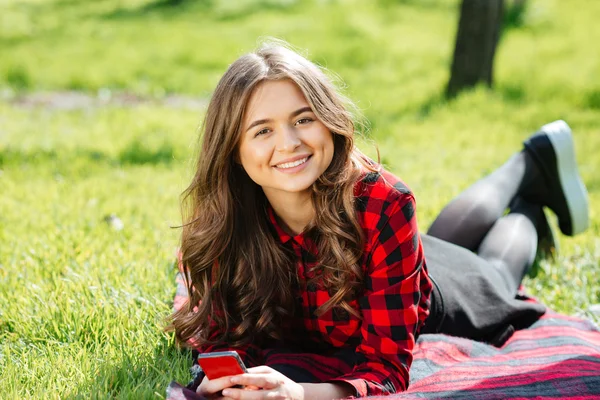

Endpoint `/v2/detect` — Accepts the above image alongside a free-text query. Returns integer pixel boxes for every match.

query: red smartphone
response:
[197,351,248,380]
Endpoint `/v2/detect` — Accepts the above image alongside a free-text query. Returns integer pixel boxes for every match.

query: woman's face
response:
[237,79,335,199]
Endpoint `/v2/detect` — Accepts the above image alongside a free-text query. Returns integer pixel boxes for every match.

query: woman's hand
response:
[196,374,239,398]
[197,366,354,400]
[220,366,305,400]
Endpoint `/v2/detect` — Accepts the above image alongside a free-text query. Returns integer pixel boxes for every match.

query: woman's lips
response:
[274,155,312,173]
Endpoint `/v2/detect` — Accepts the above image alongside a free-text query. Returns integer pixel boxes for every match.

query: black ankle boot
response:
[522,120,589,236]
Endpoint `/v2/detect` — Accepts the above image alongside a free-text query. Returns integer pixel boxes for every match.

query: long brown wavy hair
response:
[170,40,378,348]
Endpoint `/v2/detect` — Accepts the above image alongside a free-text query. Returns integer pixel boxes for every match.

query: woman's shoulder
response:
[354,167,417,247]
[355,167,415,205]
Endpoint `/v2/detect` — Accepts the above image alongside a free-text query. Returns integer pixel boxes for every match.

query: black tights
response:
[427,151,546,296]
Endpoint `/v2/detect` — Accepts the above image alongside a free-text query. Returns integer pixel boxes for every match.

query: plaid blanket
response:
[170,273,600,399]
[379,310,600,399]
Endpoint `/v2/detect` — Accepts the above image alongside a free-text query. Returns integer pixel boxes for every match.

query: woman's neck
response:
[264,189,314,236]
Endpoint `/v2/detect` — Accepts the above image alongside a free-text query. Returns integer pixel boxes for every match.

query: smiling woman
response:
[238,80,335,227]
[167,40,590,400]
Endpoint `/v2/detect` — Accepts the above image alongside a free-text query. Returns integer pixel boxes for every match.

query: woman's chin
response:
[263,180,316,196]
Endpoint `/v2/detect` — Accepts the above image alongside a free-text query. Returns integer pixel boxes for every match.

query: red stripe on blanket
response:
[412,358,600,390]
[504,324,600,341]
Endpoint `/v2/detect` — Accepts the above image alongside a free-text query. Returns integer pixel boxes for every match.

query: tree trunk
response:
[446,0,504,98]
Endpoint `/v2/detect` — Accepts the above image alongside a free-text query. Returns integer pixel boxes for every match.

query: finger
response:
[230,374,282,390]
[246,366,275,374]
[197,375,238,395]
[224,388,287,400]
[221,388,269,400]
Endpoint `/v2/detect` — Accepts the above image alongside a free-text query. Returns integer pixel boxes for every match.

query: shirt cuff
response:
[326,368,406,397]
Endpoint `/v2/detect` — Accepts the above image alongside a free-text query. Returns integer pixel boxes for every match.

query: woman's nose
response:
[276,126,301,152]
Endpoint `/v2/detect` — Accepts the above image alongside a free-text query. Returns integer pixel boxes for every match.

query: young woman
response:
[169,42,589,400]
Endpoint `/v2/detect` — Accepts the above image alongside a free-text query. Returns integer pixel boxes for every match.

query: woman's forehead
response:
[244,80,310,122]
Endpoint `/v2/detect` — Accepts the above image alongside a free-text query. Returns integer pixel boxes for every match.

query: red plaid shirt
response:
[177,170,432,397]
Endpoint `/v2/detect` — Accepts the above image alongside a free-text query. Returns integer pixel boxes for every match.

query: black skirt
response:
[420,234,546,346]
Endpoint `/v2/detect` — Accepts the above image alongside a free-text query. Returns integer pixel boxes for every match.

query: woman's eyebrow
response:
[246,118,270,132]
[245,106,313,133]
[290,106,313,118]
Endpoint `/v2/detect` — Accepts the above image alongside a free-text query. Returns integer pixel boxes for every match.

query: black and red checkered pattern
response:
[176,170,433,396]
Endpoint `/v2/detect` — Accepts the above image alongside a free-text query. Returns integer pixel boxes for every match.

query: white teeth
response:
[276,157,308,169]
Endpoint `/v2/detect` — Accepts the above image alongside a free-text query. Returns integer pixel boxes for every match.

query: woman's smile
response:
[273,154,312,172]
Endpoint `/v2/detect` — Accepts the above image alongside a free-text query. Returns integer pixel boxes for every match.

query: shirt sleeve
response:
[328,192,428,396]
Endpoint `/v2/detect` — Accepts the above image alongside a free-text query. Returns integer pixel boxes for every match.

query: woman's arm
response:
[327,190,431,396]
[206,368,356,400]
[299,382,355,399]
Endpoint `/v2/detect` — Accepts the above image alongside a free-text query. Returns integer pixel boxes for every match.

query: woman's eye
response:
[255,128,270,137]
[295,117,313,125]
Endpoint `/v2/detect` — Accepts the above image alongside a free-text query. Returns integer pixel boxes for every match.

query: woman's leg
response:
[476,198,542,295]
[427,120,589,292]
[422,121,588,344]
[427,151,544,251]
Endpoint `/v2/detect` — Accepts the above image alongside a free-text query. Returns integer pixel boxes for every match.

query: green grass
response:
[1,0,599,398]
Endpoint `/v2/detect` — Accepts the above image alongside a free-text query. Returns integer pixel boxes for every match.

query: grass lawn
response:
[1,0,599,398]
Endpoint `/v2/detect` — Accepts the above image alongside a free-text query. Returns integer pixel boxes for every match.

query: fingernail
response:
[222,389,231,396]
[230,377,239,383]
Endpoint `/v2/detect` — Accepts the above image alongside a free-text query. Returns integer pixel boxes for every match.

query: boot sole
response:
[542,120,589,235]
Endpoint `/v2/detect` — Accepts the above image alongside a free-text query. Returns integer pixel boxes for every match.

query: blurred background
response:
[1,0,599,397]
